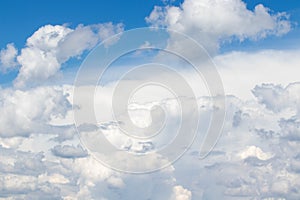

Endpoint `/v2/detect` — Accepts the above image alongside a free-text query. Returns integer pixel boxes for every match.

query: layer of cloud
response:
[1,81,300,199]
[1,49,300,199]
[214,49,300,99]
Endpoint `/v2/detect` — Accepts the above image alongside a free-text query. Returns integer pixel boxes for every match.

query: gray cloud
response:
[51,145,88,159]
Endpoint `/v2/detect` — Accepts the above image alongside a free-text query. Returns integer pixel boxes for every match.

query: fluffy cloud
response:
[0,146,63,199]
[56,23,123,62]
[146,0,291,54]
[252,82,300,113]
[0,86,70,137]
[171,91,300,199]
[14,23,124,88]
[14,25,71,88]
[0,174,37,195]
[0,81,299,199]
[0,43,18,72]
[70,81,300,199]
[171,185,192,200]
[238,145,274,160]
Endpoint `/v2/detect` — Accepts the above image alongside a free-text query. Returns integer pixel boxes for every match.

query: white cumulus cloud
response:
[0,86,70,137]
[13,23,124,88]
[146,0,291,54]
[0,43,18,72]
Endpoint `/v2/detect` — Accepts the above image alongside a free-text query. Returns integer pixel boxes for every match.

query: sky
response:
[0,0,300,86]
[1,0,300,199]
[0,0,181,46]
[0,0,299,49]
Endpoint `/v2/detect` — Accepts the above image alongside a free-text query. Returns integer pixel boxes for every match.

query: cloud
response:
[171,185,192,200]
[0,86,71,137]
[214,49,300,99]
[0,81,300,199]
[0,174,37,196]
[0,137,24,149]
[252,82,300,114]
[13,23,124,88]
[0,146,45,176]
[56,23,123,62]
[71,78,299,199]
[51,144,88,158]
[146,0,291,54]
[170,91,300,199]
[238,145,274,160]
[0,43,18,72]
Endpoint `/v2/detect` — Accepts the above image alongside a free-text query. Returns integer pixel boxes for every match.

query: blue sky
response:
[0,0,183,85]
[0,0,300,85]
[0,0,182,48]
[0,0,299,50]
